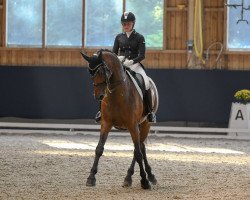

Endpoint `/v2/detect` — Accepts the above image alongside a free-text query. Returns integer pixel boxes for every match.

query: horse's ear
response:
[80,51,91,63]
[97,49,103,60]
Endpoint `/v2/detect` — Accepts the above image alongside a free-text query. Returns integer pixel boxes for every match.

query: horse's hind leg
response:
[86,124,111,186]
[129,125,150,189]
[140,121,157,185]
[122,156,136,187]
[141,143,157,185]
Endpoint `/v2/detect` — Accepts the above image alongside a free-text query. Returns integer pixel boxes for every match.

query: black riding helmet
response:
[121,12,136,23]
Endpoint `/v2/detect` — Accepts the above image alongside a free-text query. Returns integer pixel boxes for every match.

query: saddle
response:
[125,67,146,99]
[124,66,159,116]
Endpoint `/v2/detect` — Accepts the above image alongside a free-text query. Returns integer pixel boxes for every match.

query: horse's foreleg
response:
[122,155,136,187]
[86,125,111,186]
[141,142,157,185]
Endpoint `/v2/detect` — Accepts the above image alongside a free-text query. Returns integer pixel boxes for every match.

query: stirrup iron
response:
[95,111,101,123]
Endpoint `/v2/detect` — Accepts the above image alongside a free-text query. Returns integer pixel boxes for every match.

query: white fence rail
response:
[0,122,249,139]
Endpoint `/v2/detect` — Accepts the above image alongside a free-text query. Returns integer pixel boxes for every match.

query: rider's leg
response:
[144,89,156,123]
[130,64,156,123]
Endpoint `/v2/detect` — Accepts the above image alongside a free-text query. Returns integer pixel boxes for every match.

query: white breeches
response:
[118,56,150,90]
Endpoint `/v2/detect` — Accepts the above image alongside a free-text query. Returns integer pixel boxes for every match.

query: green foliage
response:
[127,0,163,48]
[7,0,164,48]
[46,0,82,46]
[152,4,163,22]
[146,31,163,47]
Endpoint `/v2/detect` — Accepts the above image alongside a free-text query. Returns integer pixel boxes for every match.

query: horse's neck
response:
[110,65,126,83]
[103,52,127,91]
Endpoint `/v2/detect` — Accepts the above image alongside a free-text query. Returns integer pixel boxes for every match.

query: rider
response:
[95,11,156,123]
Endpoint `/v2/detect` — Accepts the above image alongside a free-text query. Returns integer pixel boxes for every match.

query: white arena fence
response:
[0,122,249,140]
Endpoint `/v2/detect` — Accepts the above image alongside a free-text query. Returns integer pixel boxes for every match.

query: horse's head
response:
[80,50,112,100]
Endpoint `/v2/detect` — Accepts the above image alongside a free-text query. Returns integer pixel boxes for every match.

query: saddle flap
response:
[126,69,144,100]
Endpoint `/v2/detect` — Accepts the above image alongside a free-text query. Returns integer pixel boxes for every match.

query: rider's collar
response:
[124,29,135,38]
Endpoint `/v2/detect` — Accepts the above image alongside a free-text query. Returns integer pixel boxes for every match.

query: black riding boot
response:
[144,89,156,123]
[95,102,101,123]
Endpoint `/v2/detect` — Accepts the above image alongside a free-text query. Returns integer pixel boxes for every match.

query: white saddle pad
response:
[126,70,143,100]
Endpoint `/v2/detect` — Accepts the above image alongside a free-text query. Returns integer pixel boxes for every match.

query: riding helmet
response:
[121,12,136,23]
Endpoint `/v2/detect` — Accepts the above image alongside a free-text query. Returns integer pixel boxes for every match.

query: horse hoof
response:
[141,179,151,190]
[122,180,132,187]
[122,177,132,187]
[148,175,157,185]
[86,177,96,187]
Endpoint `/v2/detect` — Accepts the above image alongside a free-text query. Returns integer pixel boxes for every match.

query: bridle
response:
[88,61,126,94]
[89,63,106,88]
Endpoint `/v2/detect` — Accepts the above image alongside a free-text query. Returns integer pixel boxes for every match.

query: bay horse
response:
[80,49,159,189]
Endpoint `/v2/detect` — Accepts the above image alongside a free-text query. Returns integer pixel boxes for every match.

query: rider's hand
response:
[123,59,134,67]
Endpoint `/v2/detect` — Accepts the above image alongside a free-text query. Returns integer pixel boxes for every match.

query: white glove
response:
[123,59,134,67]
[118,56,125,62]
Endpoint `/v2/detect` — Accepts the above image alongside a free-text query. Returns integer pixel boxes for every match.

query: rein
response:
[106,75,126,93]
[103,60,127,93]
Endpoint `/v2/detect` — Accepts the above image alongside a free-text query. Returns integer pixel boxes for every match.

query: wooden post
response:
[187,0,195,68]
[2,0,6,47]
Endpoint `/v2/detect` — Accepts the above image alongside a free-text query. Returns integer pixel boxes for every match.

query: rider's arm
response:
[132,35,145,64]
[112,35,119,55]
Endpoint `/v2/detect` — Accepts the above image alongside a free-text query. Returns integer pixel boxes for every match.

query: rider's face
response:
[122,22,134,32]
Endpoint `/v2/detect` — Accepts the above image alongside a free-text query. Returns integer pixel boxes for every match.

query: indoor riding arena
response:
[0,0,250,200]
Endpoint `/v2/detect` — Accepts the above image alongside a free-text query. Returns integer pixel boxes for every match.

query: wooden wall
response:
[0,0,249,70]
